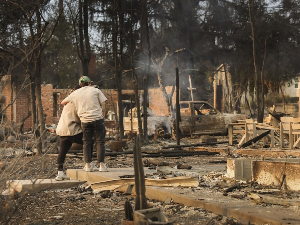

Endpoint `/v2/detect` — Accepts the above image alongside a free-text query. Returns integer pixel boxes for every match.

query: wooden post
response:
[130,98,133,132]
[187,75,196,101]
[245,123,249,142]
[280,122,284,148]
[270,130,275,148]
[289,122,293,149]
[228,124,233,146]
[133,136,147,210]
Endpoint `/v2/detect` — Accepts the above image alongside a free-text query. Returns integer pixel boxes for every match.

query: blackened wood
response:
[162,141,229,149]
[134,135,148,210]
[240,130,270,148]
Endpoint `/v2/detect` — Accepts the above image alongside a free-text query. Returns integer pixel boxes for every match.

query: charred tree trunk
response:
[134,73,143,139]
[34,7,45,154]
[117,0,124,140]
[113,0,124,140]
[248,0,263,122]
[223,63,232,112]
[13,1,62,154]
[151,48,175,135]
[130,0,143,139]
[28,70,37,132]
[141,0,149,144]
[34,56,44,153]
[78,0,91,76]
[259,39,267,122]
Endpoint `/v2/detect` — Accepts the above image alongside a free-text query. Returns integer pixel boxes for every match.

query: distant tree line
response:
[0,0,300,147]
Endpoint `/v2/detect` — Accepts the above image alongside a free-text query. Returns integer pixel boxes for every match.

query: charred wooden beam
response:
[141,151,218,158]
[69,149,219,158]
[265,108,285,122]
[162,141,229,149]
[124,200,133,221]
[240,130,270,148]
[223,184,241,196]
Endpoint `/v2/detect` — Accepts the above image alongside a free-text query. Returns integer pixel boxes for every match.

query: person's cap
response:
[79,76,92,85]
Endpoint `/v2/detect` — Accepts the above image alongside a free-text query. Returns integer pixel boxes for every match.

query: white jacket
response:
[56,102,82,136]
[62,86,107,123]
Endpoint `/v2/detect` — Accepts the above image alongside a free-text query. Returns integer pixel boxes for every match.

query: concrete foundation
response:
[227,158,300,191]
[67,166,300,224]
[252,161,300,190]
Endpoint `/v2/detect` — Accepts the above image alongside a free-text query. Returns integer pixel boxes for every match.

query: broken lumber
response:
[240,130,270,148]
[5,179,86,193]
[249,193,300,207]
[91,177,199,192]
[67,148,219,159]
[175,163,192,169]
[223,184,241,195]
[144,159,169,166]
[162,141,229,149]
[142,151,218,158]
[124,200,134,221]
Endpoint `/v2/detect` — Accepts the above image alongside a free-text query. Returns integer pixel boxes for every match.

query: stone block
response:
[226,158,252,181]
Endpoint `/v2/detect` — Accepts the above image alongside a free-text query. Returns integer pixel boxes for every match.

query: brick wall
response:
[149,86,176,116]
[0,76,72,132]
[102,87,173,117]
[1,75,32,131]
[41,84,70,125]
[1,75,171,132]
[15,84,31,131]
[101,89,138,113]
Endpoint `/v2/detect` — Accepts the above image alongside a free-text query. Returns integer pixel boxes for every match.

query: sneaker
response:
[55,173,70,181]
[84,162,97,172]
[99,163,108,172]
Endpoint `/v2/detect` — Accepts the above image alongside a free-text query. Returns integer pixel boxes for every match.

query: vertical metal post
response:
[176,68,180,146]
[130,97,133,132]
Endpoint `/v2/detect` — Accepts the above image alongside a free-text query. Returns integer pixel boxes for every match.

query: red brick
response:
[1,75,172,132]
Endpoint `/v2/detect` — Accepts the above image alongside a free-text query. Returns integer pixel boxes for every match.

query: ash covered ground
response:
[0,134,299,225]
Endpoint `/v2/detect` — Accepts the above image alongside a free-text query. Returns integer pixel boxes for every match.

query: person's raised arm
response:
[61,99,68,105]
[61,95,70,105]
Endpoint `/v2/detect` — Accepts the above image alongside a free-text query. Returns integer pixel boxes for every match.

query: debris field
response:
[1,132,300,225]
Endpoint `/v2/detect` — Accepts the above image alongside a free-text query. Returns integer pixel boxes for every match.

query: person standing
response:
[55,86,96,180]
[61,76,108,172]
[55,90,82,180]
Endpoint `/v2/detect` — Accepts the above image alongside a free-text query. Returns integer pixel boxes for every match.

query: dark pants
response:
[81,119,106,163]
[57,133,83,171]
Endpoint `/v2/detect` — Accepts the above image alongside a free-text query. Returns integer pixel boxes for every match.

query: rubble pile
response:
[1,131,300,224]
